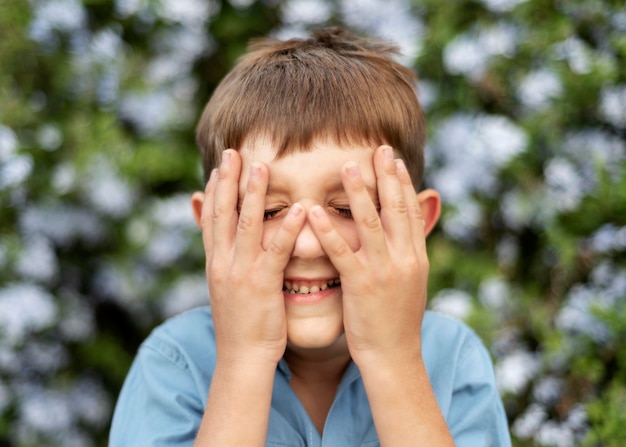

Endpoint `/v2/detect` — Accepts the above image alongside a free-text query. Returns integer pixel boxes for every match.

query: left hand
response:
[307,145,429,367]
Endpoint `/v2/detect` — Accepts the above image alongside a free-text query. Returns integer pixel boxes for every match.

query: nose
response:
[292,219,325,259]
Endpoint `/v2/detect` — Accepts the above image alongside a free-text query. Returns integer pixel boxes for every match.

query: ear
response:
[190,191,205,229]
[416,188,441,237]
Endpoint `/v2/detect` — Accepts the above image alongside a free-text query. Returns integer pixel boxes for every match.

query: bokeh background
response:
[1,0,625,445]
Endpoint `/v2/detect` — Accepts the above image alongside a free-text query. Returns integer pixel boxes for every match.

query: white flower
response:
[430,289,473,320]
[0,154,33,189]
[543,157,585,212]
[443,35,489,79]
[29,0,87,43]
[19,204,105,247]
[0,283,57,346]
[20,389,73,433]
[149,193,198,229]
[499,187,541,230]
[160,274,209,318]
[51,162,76,195]
[479,0,528,12]
[69,378,112,429]
[144,229,187,267]
[21,341,68,374]
[0,125,18,160]
[441,199,482,241]
[83,156,137,218]
[513,403,547,439]
[282,0,333,25]
[555,285,610,343]
[156,0,216,27]
[599,85,626,128]
[340,0,424,65]
[17,235,59,283]
[479,277,511,312]
[517,68,563,110]
[119,90,181,135]
[36,124,63,151]
[443,24,518,80]
[429,113,527,205]
[58,294,95,342]
[114,0,148,18]
[495,348,540,394]
[535,420,575,447]
[553,37,592,74]
[532,376,563,405]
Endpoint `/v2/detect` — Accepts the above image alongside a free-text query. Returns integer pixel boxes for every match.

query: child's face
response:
[237,137,380,353]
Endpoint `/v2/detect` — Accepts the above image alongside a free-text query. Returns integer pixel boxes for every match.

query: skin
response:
[190,137,455,446]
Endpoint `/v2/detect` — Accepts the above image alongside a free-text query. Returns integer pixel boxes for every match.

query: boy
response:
[109,27,511,446]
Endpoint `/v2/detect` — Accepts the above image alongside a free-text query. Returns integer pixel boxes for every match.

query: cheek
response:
[333,218,361,251]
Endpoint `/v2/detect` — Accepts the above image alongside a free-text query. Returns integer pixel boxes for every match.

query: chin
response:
[285,318,345,351]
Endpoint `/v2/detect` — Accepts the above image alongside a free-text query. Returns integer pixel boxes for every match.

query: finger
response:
[212,149,242,255]
[341,161,387,257]
[374,145,413,251]
[233,162,269,262]
[263,203,307,275]
[395,158,427,254]
[199,168,219,256]
[307,205,360,273]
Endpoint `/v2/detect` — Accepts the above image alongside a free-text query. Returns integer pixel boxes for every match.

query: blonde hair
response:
[196,27,425,187]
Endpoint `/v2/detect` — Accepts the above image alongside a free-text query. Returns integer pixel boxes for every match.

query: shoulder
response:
[421,310,495,384]
[140,306,216,373]
[422,310,484,353]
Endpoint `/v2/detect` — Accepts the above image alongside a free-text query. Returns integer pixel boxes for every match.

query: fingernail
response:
[395,159,407,172]
[249,162,261,178]
[311,205,325,219]
[289,204,303,217]
[383,146,394,160]
[221,150,231,167]
[346,162,360,178]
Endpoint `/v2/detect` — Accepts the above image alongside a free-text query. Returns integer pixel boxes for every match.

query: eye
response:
[333,207,353,219]
[263,208,285,221]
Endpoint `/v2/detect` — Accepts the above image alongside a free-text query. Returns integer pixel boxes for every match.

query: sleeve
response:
[448,334,512,447]
[108,336,206,447]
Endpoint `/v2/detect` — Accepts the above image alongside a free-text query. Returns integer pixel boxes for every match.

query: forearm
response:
[359,353,455,447]
[194,357,277,447]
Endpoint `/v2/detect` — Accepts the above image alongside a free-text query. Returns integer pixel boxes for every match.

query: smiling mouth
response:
[283,279,341,295]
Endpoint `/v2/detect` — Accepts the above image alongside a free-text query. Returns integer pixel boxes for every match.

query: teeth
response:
[284,279,340,294]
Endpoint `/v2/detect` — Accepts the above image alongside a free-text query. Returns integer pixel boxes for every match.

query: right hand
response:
[199,149,307,366]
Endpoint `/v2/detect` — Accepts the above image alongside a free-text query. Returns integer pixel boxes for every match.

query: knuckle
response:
[358,212,381,230]
[212,203,230,222]
[388,196,409,214]
[236,212,256,232]
[330,240,351,257]
[267,240,288,257]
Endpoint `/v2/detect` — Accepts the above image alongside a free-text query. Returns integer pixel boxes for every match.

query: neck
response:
[283,336,352,434]
[283,336,352,385]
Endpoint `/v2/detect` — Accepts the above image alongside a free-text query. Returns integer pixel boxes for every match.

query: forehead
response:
[239,135,375,165]
[237,136,378,191]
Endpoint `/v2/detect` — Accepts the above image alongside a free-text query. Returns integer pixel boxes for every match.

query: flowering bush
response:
[0,0,624,446]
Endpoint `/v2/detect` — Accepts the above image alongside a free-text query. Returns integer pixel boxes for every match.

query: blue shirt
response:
[109,306,511,446]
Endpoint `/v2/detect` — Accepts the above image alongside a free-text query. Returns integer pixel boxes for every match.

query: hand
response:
[307,145,429,367]
[199,150,307,366]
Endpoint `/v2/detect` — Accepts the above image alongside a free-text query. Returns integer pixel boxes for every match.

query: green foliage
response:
[1,0,625,446]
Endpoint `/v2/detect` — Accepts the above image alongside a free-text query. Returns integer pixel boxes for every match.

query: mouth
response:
[283,278,341,295]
